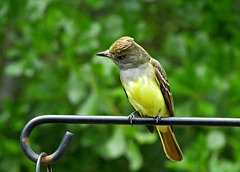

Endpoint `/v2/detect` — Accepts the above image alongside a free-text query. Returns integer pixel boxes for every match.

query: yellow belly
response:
[122,75,169,118]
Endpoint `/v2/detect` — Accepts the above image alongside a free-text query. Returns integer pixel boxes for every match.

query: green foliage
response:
[1,0,240,171]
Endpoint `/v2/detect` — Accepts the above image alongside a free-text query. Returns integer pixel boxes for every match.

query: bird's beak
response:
[96,50,110,58]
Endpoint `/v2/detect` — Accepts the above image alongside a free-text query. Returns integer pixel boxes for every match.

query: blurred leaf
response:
[83,0,104,9]
[207,130,226,151]
[0,158,20,172]
[0,0,8,19]
[103,15,124,40]
[105,127,127,159]
[76,90,97,115]
[135,131,157,145]
[209,156,239,172]
[27,0,50,20]
[0,111,10,129]
[4,60,25,77]
[196,100,216,117]
[126,141,143,171]
[67,71,87,104]
[164,34,187,60]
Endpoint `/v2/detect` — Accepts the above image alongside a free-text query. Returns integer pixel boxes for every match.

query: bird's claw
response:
[128,111,137,125]
[154,112,161,124]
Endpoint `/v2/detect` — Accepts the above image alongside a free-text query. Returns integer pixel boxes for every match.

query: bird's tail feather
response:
[157,126,183,161]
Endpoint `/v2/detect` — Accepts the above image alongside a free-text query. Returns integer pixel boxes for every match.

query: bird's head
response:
[96,36,150,70]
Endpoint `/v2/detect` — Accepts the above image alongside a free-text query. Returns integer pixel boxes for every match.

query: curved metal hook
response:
[20,116,74,164]
[21,115,240,164]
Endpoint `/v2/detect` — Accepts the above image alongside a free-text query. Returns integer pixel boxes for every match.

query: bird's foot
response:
[128,111,139,125]
[154,112,161,124]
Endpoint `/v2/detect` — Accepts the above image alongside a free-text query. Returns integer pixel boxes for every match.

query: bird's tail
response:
[156,126,183,161]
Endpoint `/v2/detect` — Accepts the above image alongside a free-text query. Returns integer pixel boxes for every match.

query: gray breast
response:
[120,63,154,84]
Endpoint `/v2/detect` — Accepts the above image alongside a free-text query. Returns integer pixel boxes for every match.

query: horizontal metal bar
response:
[20,115,240,165]
[22,115,240,128]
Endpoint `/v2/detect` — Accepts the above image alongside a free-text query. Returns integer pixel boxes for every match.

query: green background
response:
[1,0,240,171]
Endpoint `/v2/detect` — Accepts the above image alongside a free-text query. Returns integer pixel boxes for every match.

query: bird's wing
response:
[150,58,174,117]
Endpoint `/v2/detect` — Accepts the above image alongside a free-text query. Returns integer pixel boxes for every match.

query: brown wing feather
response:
[151,58,183,160]
[150,58,174,117]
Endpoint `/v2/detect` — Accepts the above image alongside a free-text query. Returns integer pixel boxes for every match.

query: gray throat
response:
[119,62,153,83]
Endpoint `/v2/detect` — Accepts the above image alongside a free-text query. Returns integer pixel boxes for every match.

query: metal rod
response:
[35,152,52,172]
[20,115,240,164]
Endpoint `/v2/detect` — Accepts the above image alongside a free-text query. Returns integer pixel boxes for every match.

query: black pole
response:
[20,115,240,164]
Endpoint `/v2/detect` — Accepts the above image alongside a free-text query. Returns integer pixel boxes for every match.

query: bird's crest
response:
[109,36,134,54]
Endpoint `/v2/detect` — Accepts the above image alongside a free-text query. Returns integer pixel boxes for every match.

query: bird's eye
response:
[117,55,124,60]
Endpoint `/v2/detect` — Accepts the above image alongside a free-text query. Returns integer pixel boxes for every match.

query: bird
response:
[96,36,183,161]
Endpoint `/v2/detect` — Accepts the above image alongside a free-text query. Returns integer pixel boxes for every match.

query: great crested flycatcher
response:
[96,36,183,161]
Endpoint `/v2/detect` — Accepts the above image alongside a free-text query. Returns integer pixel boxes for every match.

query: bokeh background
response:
[1,0,240,171]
